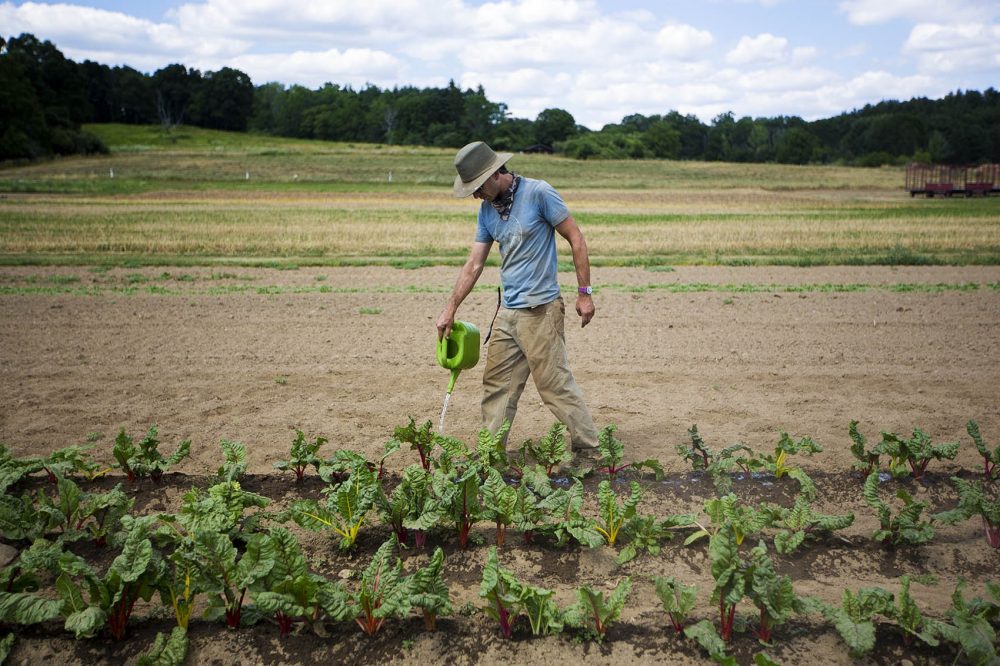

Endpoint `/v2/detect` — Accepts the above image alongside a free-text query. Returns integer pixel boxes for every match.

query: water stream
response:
[438,391,452,435]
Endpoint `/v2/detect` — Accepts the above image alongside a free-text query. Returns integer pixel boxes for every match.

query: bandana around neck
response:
[490,173,520,220]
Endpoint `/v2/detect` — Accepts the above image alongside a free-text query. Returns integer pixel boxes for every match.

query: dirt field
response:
[2,264,999,665]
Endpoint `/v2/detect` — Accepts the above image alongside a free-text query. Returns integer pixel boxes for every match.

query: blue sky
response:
[2,0,998,129]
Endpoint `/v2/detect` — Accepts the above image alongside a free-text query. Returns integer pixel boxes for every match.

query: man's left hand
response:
[576,294,595,327]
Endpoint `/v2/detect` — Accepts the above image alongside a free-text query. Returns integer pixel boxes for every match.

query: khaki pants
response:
[481,297,598,451]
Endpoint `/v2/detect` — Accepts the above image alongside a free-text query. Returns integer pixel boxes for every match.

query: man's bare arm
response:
[436,241,492,339]
[555,215,595,327]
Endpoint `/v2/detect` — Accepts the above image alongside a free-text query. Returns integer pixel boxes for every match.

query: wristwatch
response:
[578,286,593,295]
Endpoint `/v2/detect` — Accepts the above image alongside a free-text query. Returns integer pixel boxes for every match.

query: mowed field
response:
[1,126,999,665]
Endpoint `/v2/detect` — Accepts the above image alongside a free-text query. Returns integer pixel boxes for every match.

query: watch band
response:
[578,286,593,295]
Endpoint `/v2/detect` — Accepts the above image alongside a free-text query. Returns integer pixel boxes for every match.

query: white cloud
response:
[903,22,1000,73]
[230,48,403,89]
[726,33,788,65]
[839,0,997,26]
[655,23,715,59]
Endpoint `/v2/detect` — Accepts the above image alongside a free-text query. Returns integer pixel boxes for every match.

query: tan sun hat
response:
[453,141,513,198]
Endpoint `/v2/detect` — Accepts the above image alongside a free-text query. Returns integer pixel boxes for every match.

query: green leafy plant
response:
[767,495,854,554]
[595,424,663,479]
[818,586,894,658]
[849,420,881,476]
[534,479,603,548]
[479,546,522,639]
[392,417,437,471]
[55,515,166,640]
[688,494,773,547]
[751,432,821,499]
[967,420,999,481]
[936,579,1000,665]
[481,467,517,547]
[41,444,111,483]
[112,425,191,483]
[676,425,754,494]
[684,619,736,665]
[252,527,351,637]
[407,547,452,630]
[616,512,696,564]
[933,476,1000,549]
[593,479,641,546]
[863,471,934,545]
[273,430,327,482]
[654,576,698,633]
[217,439,247,482]
[292,463,379,550]
[135,626,188,666]
[429,466,481,549]
[0,633,14,664]
[352,537,410,636]
[746,540,800,643]
[875,427,959,480]
[563,577,631,642]
[0,444,45,493]
[193,529,276,629]
[708,526,746,642]
[521,422,571,476]
[475,422,512,474]
[887,576,940,648]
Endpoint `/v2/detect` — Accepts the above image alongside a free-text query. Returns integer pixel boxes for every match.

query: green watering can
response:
[437,320,480,394]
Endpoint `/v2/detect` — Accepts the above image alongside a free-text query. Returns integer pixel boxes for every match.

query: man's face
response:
[473,172,501,201]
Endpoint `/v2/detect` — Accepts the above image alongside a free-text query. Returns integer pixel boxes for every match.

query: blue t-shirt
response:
[475,177,569,309]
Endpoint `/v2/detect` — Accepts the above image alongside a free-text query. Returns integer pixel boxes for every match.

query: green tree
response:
[534,108,577,146]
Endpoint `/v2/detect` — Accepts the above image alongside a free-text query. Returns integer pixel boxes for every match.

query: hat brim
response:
[453,152,513,198]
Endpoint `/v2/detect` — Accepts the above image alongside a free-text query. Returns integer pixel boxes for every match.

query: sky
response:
[2,0,999,129]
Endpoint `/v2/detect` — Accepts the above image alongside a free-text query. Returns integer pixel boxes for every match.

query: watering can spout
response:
[437,321,480,393]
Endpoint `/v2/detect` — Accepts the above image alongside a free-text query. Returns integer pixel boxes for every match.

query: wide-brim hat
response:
[453,141,513,198]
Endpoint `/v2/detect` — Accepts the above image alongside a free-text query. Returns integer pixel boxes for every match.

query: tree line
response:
[2,32,998,165]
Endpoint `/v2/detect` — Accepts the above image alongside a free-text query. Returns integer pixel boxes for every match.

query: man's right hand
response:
[436,310,455,341]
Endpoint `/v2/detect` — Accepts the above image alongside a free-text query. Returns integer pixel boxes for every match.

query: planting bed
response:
[1,264,999,665]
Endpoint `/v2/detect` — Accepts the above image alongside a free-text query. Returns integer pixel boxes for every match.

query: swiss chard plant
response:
[392,417,437,471]
[192,529,276,629]
[818,586,894,658]
[595,424,664,479]
[863,471,934,545]
[475,422,512,475]
[563,577,631,642]
[766,495,854,554]
[935,579,1000,666]
[707,525,747,642]
[55,515,166,640]
[112,425,191,483]
[0,443,44,494]
[292,462,379,550]
[479,546,523,639]
[217,439,247,482]
[676,425,754,494]
[593,479,642,547]
[252,527,351,637]
[273,430,327,482]
[967,419,999,481]
[407,547,452,630]
[616,512,697,564]
[654,576,698,633]
[849,420,881,476]
[135,626,188,666]
[521,422,571,476]
[933,476,1000,548]
[745,540,801,643]
[534,479,603,548]
[688,493,773,547]
[429,466,481,549]
[875,426,959,480]
[352,537,411,636]
[480,467,517,547]
[887,575,941,648]
[41,444,110,483]
[684,619,736,666]
[750,432,822,499]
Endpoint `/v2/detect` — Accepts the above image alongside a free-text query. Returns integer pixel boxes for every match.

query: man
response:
[435,140,599,464]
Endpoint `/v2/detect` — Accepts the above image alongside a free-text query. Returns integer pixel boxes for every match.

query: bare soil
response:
[1,265,999,665]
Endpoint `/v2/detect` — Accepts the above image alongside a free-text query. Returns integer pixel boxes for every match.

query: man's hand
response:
[436,309,455,341]
[576,294,595,327]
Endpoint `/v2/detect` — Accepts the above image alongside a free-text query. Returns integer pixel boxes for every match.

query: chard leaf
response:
[0,633,13,663]
[684,619,736,665]
[0,591,62,624]
[64,605,107,639]
[136,627,188,666]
